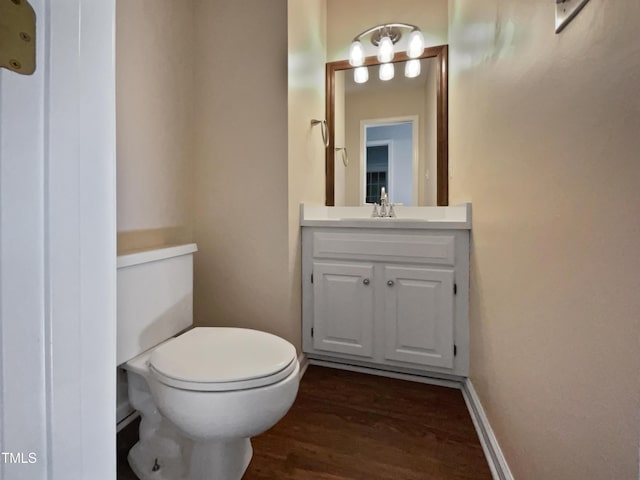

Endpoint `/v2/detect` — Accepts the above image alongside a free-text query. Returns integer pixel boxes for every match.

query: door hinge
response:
[454,344,457,356]
[311,273,314,284]
[453,283,457,295]
[311,327,314,337]
[0,0,36,75]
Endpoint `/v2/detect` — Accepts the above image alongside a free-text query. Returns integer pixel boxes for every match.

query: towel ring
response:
[311,119,329,148]
[335,147,349,167]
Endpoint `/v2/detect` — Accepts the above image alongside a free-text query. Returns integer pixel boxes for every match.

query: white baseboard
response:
[116,397,134,425]
[308,358,461,389]
[298,353,309,379]
[116,411,140,433]
[461,379,514,480]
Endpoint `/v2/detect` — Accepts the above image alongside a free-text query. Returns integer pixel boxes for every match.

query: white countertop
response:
[300,203,472,230]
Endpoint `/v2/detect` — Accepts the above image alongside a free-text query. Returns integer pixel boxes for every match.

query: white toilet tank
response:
[116,243,198,366]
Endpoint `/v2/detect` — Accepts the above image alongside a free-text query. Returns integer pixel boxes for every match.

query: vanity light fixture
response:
[379,63,394,81]
[407,30,426,58]
[348,23,426,84]
[354,66,368,83]
[404,59,421,78]
[348,40,365,67]
[376,35,395,63]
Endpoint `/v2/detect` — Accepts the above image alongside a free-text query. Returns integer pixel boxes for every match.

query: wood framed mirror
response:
[325,44,448,207]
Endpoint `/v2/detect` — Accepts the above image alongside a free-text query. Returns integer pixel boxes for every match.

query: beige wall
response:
[288,0,328,346]
[191,0,292,343]
[116,0,194,253]
[118,0,326,351]
[449,1,640,478]
[327,0,448,62]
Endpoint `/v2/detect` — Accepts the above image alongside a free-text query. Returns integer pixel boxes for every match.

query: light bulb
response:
[349,40,365,66]
[379,63,394,81]
[404,59,421,78]
[407,30,425,58]
[377,36,394,63]
[354,66,369,83]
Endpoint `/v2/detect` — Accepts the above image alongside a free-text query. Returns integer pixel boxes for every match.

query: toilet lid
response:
[148,327,298,392]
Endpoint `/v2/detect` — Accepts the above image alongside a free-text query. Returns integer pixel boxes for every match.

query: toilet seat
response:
[148,327,298,392]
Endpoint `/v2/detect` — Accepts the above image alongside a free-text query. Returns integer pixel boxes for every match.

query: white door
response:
[0,1,116,478]
[312,262,375,357]
[384,266,454,368]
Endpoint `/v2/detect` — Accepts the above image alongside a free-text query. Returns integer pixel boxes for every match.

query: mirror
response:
[325,45,448,206]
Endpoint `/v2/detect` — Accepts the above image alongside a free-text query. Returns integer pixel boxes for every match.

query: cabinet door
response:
[384,266,454,368]
[312,262,374,357]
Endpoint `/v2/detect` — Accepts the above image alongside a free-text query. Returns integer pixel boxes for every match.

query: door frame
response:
[359,115,419,206]
[0,0,116,478]
[363,139,393,204]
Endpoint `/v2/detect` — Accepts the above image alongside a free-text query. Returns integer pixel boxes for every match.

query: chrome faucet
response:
[371,187,395,218]
[380,186,389,217]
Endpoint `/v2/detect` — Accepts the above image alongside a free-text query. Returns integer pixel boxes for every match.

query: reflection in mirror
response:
[364,121,416,205]
[326,46,448,207]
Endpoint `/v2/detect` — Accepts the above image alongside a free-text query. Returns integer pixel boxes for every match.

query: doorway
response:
[361,117,418,205]
[365,142,391,204]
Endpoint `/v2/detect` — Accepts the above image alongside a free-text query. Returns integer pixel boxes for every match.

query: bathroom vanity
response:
[301,204,471,378]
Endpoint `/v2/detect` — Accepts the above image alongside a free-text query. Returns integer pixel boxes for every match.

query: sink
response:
[300,203,472,230]
[343,217,427,222]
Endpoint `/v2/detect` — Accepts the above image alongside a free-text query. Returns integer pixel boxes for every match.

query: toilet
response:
[117,244,300,480]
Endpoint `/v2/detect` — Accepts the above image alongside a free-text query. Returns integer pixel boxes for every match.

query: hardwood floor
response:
[117,366,491,479]
[244,366,490,480]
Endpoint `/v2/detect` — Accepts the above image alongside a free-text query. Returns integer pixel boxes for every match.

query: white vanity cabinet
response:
[312,261,375,358]
[382,265,455,369]
[301,205,471,378]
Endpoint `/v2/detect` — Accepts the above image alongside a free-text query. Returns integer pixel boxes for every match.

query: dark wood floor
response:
[118,366,491,479]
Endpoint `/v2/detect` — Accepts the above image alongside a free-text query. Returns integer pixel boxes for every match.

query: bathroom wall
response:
[288,0,328,346]
[448,1,640,478]
[326,0,448,62]
[191,0,291,341]
[116,0,195,253]
[117,0,326,351]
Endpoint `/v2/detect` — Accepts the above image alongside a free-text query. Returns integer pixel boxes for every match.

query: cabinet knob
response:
[363,278,370,285]
[387,280,394,286]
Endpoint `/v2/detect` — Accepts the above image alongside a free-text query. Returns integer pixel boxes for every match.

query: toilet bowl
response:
[124,327,300,480]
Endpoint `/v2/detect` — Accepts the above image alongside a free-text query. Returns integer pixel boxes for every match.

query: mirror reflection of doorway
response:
[365,144,389,204]
[363,121,415,205]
